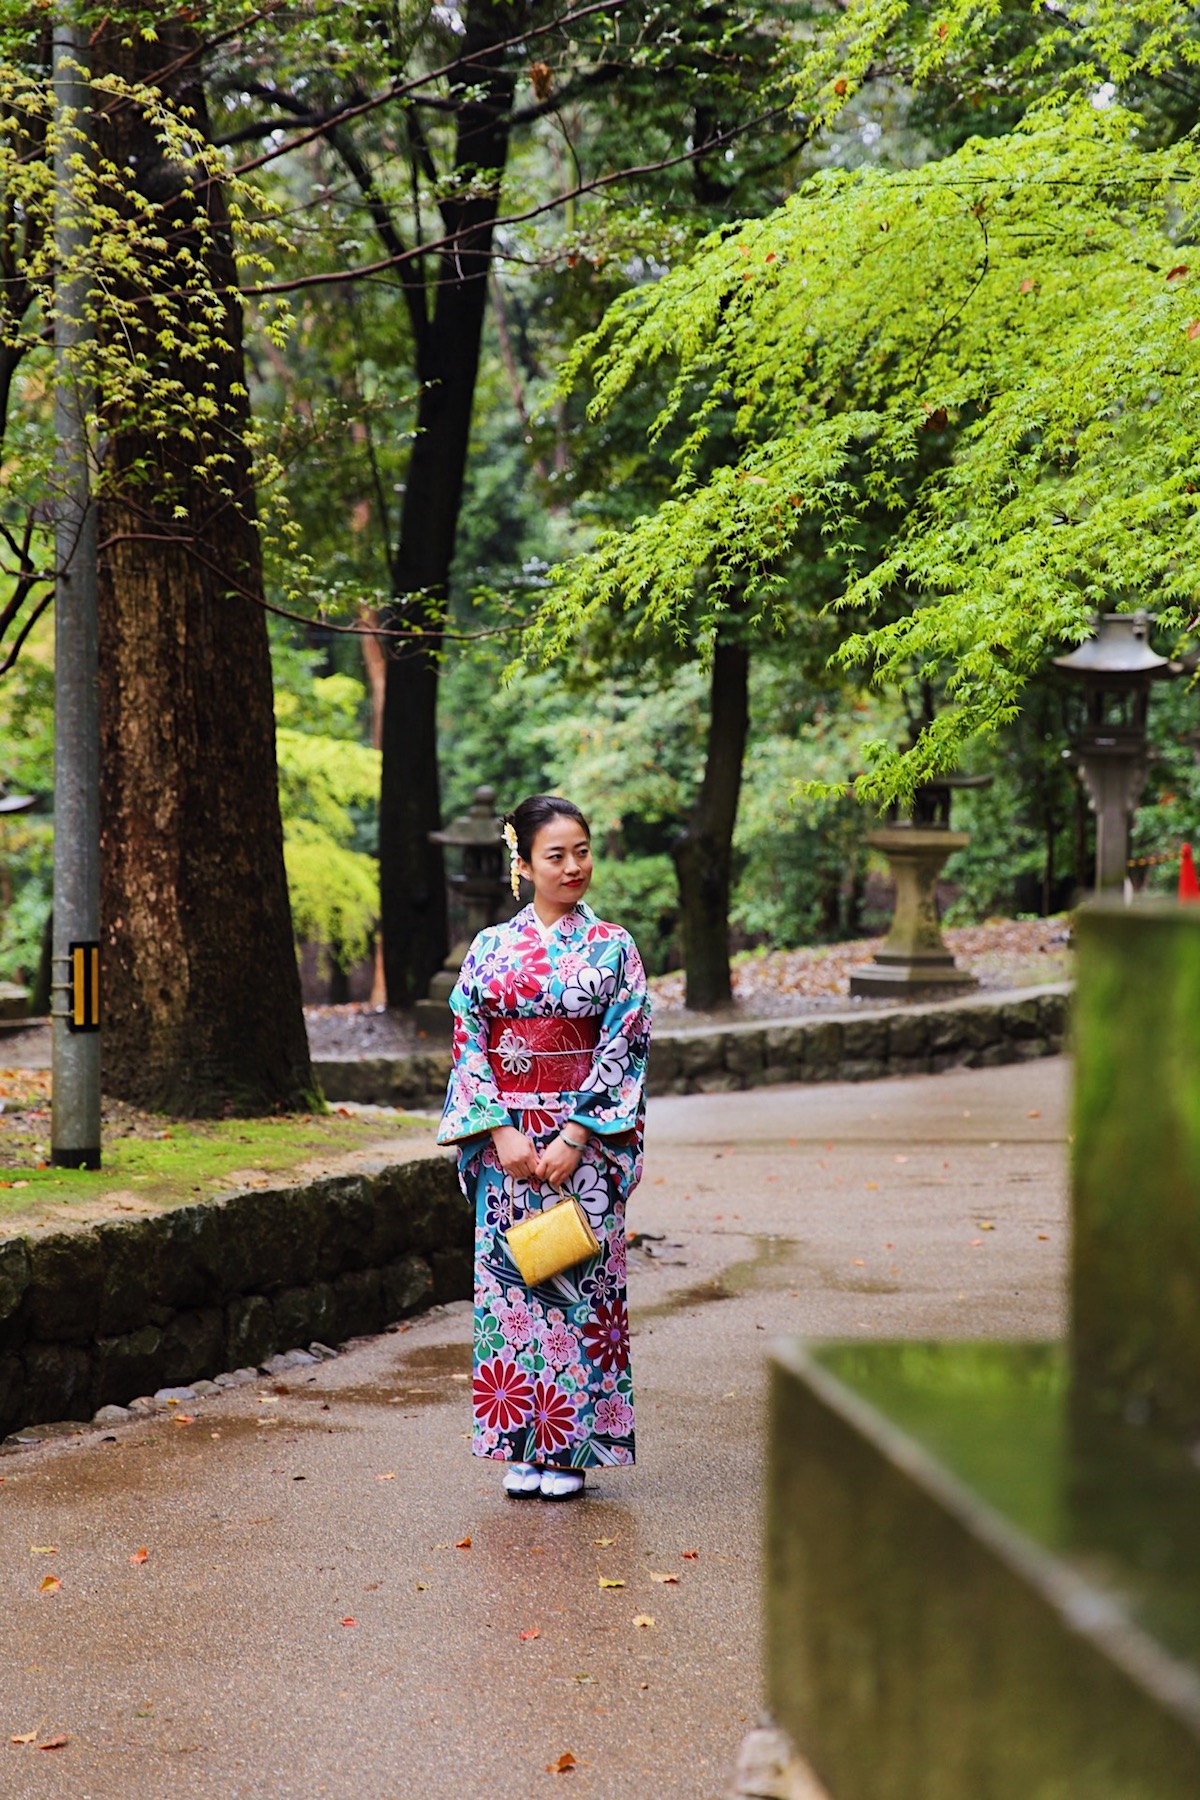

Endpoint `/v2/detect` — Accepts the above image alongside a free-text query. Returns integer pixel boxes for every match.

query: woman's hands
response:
[490,1123,540,1181]
[490,1123,591,1190]
[536,1132,587,1190]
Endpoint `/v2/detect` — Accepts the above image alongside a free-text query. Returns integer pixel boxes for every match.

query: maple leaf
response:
[130,1547,149,1566]
[38,1736,68,1751]
[632,1614,656,1628]
[454,1536,472,1550]
[681,1549,700,1560]
[519,1626,541,1641]
[10,1732,35,1745]
[649,1571,679,1584]
[38,1574,61,1593]
[597,1575,625,1589]
[545,1751,577,1774]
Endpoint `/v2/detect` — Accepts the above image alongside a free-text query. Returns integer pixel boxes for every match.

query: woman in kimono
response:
[437,793,651,1501]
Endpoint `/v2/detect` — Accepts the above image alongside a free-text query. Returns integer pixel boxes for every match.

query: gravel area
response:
[306,914,1072,1050]
[648,914,1072,1026]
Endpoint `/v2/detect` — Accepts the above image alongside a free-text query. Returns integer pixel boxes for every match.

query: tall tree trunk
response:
[378,0,516,1008]
[95,22,315,1115]
[672,628,751,1010]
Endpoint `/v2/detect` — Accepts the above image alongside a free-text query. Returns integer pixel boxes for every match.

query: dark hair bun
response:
[508,794,590,862]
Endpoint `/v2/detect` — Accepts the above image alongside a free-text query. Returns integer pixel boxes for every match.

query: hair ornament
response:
[502,819,521,898]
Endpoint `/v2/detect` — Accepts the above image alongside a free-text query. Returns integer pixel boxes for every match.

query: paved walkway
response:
[1,1061,1070,1800]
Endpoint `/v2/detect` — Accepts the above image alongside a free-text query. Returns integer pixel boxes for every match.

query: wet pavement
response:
[0,1059,1070,1799]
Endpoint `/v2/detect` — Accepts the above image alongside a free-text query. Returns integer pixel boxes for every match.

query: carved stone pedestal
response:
[849,826,977,998]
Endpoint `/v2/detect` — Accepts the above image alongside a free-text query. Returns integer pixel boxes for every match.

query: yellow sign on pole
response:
[68,940,100,1032]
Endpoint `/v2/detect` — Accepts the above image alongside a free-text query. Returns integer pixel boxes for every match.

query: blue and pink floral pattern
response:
[437,902,650,1468]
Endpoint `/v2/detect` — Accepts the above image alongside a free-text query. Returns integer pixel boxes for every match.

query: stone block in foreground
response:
[1073,904,1200,1434]
[767,1340,1200,1800]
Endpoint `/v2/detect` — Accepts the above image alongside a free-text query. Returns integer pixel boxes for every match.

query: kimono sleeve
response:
[435,952,511,1146]
[566,936,652,1138]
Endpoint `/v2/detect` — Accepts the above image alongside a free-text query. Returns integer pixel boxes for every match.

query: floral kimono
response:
[437,901,651,1469]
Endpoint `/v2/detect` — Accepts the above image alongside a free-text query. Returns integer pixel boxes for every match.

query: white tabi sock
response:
[539,1468,586,1500]
[502,1461,542,1497]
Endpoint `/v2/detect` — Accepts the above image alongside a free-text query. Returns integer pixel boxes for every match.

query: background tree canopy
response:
[2,0,1199,1032]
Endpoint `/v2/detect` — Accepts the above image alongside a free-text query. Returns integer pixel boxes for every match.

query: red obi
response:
[486,1017,600,1094]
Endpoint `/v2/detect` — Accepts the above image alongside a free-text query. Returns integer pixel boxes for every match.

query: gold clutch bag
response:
[504,1194,600,1286]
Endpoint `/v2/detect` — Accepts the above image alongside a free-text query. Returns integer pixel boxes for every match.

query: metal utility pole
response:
[50,10,101,1169]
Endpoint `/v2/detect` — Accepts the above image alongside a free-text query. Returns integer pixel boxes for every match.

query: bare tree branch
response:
[242,102,798,297]
[222,0,629,175]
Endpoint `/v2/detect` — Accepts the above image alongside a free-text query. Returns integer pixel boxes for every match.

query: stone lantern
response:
[1053,612,1178,892]
[849,774,991,998]
[413,785,510,1038]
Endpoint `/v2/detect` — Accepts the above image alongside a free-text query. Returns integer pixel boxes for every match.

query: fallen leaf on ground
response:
[29,1545,56,1555]
[597,1576,625,1590]
[649,1571,679,1584]
[1027,1110,1041,1119]
[977,1221,995,1231]
[37,1737,68,1752]
[375,1472,396,1481]
[340,1617,357,1628]
[10,1732,35,1745]
[545,1752,577,1774]
[454,1535,472,1550]
[592,1537,616,1548]
[681,1549,700,1560]
[38,1575,61,1594]
[129,1547,149,1566]
[173,1415,195,1427]
[415,1582,429,1592]
[519,1626,541,1641]
[632,1614,656,1629]
[1038,1233,1050,1241]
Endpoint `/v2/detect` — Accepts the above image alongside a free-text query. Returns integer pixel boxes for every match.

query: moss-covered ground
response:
[0,1066,438,1230]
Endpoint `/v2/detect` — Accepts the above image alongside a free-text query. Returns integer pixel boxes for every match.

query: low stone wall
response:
[0,1155,468,1444]
[313,985,1070,1107]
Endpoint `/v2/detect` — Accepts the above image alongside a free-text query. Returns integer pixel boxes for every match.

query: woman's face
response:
[519,815,593,911]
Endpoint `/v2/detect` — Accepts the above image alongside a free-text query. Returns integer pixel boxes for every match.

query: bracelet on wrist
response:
[560,1131,588,1152]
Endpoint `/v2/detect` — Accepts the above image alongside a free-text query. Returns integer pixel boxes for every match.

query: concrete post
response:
[50,11,101,1169]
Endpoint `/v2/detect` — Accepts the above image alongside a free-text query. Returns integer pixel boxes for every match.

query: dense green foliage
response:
[6,2,1200,1001]
[274,668,380,974]
[527,2,1200,815]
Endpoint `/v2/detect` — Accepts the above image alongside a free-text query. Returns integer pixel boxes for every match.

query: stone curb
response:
[313,984,1071,1108]
[0,1154,469,1444]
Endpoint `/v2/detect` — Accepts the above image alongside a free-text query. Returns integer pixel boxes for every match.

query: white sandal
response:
[540,1467,586,1501]
[503,1461,542,1498]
